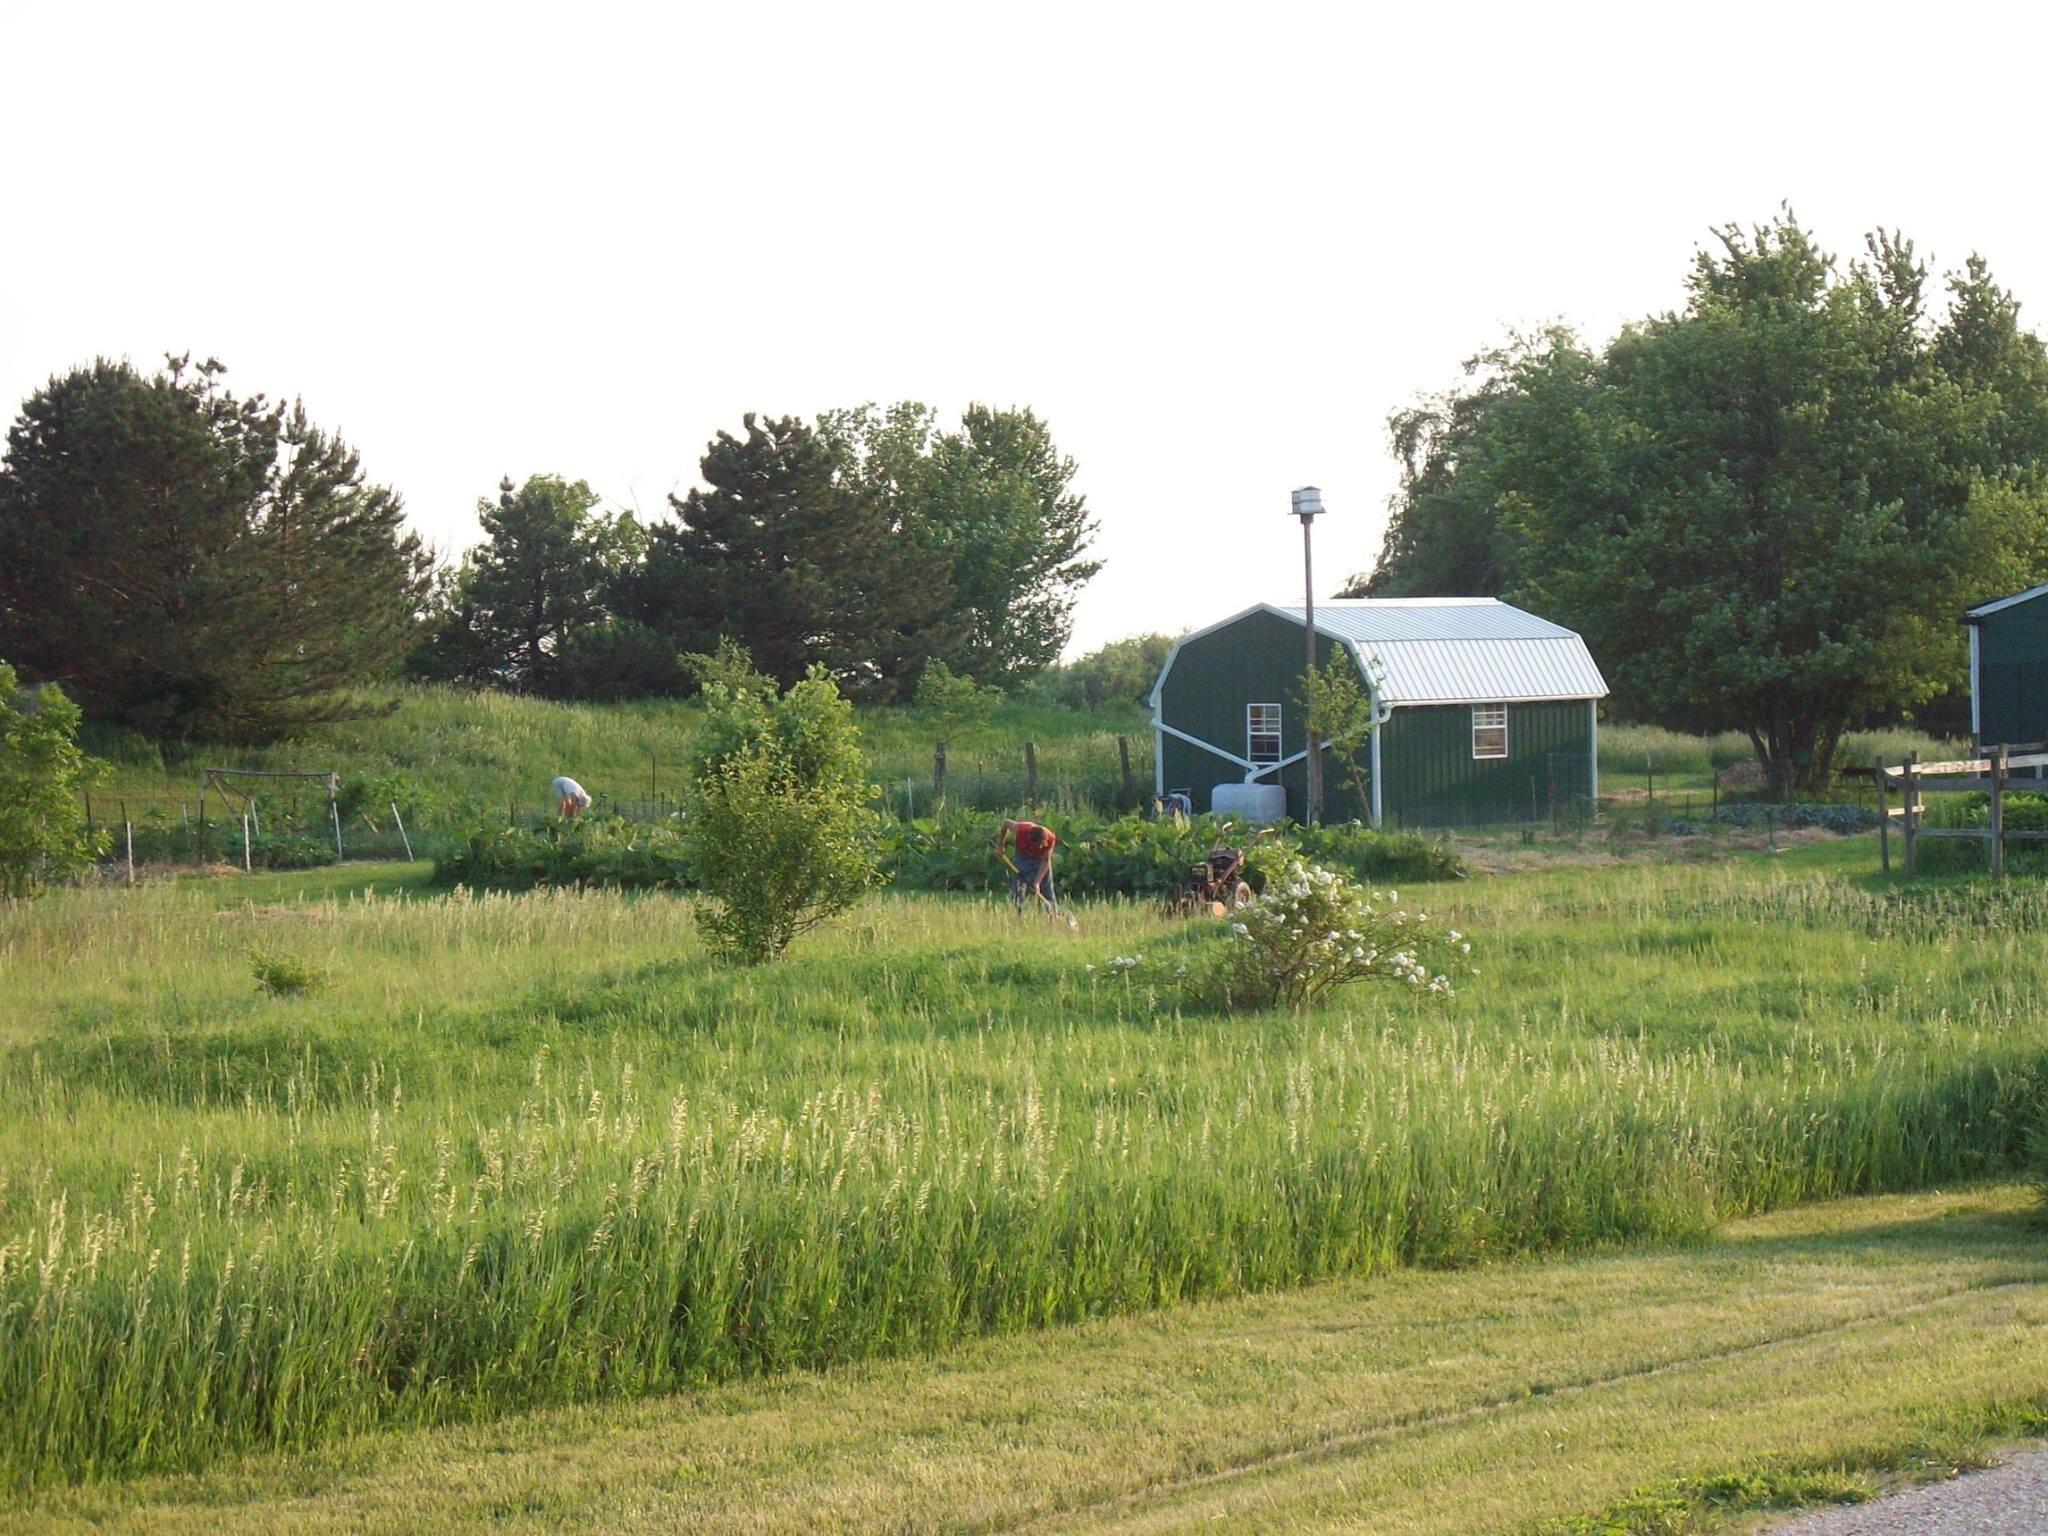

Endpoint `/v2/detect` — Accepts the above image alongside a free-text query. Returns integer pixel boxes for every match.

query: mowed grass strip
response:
[5,1187,2042,1535]
[1,849,2045,1488]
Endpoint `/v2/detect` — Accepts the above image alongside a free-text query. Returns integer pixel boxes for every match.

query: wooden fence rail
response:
[1877,739,2048,879]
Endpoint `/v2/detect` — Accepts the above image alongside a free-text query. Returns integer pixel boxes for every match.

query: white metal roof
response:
[1151,598,1608,708]
[1966,581,2048,620]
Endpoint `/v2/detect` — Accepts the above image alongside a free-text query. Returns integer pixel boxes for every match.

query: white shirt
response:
[551,776,590,805]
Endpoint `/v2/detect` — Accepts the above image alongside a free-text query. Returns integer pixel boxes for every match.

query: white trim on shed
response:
[1966,581,2048,619]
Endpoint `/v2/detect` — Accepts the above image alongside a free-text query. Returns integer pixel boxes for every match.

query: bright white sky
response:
[5,1,2046,655]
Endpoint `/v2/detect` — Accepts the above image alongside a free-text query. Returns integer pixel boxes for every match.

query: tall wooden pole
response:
[1902,750,1918,880]
[1990,743,2007,881]
[1302,512,1322,827]
[1875,757,1889,875]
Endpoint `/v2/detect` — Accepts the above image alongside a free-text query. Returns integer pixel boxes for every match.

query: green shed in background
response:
[1149,599,1609,829]
[1967,581,2048,748]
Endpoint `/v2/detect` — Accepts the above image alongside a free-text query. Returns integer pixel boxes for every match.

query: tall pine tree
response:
[628,414,955,699]
[0,356,430,741]
[413,474,639,694]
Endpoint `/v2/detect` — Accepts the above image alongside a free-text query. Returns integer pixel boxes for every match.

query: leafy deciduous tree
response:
[821,402,1100,688]
[1028,632,1178,710]
[1346,215,2048,794]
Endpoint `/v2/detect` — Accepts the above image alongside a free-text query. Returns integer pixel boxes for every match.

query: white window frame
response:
[1247,702,1282,765]
[1471,704,1508,760]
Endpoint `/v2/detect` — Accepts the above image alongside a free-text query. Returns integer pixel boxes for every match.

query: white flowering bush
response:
[1222,853,1467,1011]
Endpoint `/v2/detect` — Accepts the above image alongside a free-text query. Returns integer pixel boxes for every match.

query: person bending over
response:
[552,775,592,820]
[998,817,1058,912]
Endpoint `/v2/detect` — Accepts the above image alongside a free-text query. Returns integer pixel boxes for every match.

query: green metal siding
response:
[1157,610,1368,823]
[1975,594,2048,746]
[1379,700,1592,828]
[1158,609,1596,826]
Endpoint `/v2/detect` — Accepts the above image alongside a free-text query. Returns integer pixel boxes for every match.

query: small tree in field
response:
[915,658,1002,741]
[0,664,106,898]
[1299,652,1384,822]
[681,646,880,962]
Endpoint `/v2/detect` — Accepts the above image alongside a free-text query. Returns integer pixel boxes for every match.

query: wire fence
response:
[84,734,1158,873]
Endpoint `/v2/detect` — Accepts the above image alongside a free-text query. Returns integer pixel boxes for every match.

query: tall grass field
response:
[2,843,2043,1491]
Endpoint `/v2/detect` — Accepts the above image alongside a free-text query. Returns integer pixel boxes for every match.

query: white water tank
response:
[1211,781,1288,823]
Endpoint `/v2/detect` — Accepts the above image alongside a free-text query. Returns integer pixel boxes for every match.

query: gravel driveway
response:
[1772,1448,2048,1534]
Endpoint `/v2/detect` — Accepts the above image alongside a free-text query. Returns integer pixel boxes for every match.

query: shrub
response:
[0,665,106,898]
[879,810,1463,898]
[1216,854,1467,1011]
[1705,802,1879,834]
[434,817,688,890]
[681,653,880,963]
[251,832,338,871]
[913,659,1003,740]
[249,952,324,997]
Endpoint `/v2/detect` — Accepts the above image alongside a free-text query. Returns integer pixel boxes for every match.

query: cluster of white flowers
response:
[1225,854,1465,1010]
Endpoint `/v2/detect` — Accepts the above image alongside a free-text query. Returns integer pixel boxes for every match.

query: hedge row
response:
[432,811,1464,896]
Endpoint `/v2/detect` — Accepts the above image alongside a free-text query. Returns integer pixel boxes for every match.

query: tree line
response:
[0,367,1098,742]
[409,404,1098,705]
[1348,212,2048,794]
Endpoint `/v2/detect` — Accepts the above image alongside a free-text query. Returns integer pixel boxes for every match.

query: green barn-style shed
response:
[1149,598,1609,829]
[1967,581,2048,747]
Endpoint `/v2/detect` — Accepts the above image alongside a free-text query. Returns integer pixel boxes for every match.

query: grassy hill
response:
[82,686,1155,854]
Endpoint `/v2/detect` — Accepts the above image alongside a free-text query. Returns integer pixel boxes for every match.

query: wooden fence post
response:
[1118,736,1135,810]
[1024,741,1038,806]
[331,799,344,863]
[1990,744,2006,881]
[1902,751,1918,879]
[933,740,947,804]
[1875,757,1889,875]
[242,813,253,874]
[125,817,135,886]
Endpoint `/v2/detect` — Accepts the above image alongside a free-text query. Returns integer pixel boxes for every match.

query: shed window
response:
[1247,703,1282,764]
[1471,704,1508,760]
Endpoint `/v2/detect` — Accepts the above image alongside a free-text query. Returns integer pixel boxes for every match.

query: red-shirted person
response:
[997,818,1058,912]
